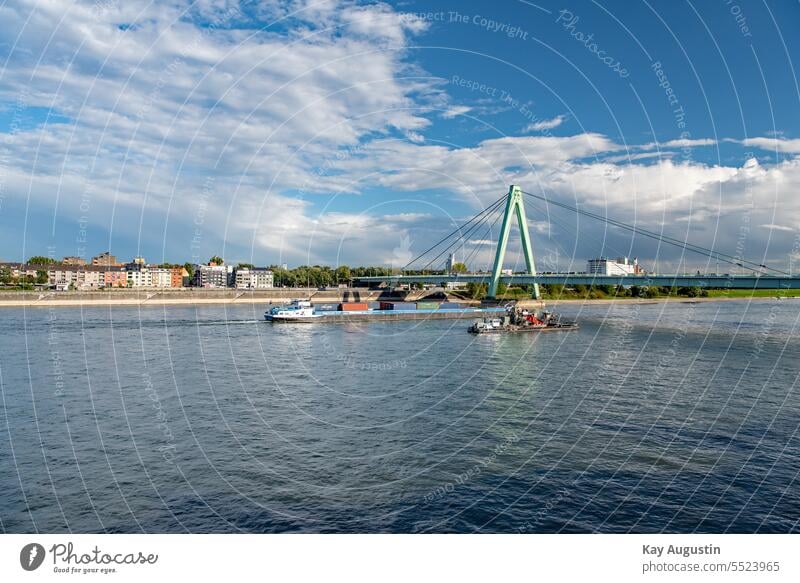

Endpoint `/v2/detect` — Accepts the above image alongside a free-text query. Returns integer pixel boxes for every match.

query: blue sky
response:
[1,0,799,272]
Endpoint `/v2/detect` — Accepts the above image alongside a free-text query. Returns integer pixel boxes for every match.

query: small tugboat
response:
[468,307,578,334]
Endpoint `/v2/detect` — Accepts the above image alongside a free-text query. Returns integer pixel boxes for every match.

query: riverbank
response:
[544,295,799,305]
[0,288,796,308]
[0,288,401,308]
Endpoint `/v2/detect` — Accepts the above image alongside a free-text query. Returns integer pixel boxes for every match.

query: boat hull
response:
[468,324,579,334]
[264,308,506,323]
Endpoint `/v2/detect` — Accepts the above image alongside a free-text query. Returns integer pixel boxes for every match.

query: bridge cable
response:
[402,194,506,271]
[521,190,788,276]
[419,199,506,272]
[461,205,505,274]
[522,189,785,275]
[525,197,654,273]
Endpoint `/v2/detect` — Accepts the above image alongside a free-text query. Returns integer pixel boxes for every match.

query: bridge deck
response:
[355,274,800,289]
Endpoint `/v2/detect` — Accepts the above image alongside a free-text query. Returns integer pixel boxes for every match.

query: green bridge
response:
[355,185,800,296]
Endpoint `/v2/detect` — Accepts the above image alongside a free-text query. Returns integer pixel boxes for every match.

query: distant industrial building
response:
[586,257,644,276]
[62,256,86,266]
[446,253,456,273]
[234,267,274,289]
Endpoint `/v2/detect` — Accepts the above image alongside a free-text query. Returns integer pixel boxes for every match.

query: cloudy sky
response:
[1,0,799,272]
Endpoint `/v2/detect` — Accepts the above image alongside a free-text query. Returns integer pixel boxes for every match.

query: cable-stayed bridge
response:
[355,185,800,297]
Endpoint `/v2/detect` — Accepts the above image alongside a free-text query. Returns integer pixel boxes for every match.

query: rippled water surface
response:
[1,300,799,533]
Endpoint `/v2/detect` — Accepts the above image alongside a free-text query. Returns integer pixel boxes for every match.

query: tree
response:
[183,262,195,279]
[237,263,255,270]
[27,256,58,265]
[209,255,224,265]
[466,282,487,299]
[36,270,49,285]
[451,262,468,274]
[335,265,351,283]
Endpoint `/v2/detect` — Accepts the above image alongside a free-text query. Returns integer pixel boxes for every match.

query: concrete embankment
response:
[0,288,406,308]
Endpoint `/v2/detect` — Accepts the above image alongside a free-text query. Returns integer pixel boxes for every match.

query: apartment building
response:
[234,267,274,289]
[104,267,127,287]
[92,252,120,266]
[46,265,108,290]
[193,264,232,288]
[147,267,184,288]
[127,268,153,288]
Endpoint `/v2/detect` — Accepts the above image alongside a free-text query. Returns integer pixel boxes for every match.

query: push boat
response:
[468,308,578,334]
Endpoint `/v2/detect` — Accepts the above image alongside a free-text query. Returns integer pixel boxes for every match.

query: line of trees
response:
[0,265,48,289]
[269,265,405,288]
[454,283,713,300]
[540,284,710,299]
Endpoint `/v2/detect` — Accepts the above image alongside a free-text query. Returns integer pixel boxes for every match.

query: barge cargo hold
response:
[265,299,506,323]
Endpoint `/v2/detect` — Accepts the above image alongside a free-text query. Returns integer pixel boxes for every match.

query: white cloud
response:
[522,115,566,133]
[739,137,800,154]
[0,0,441,264]
[659,138,716,148]
[637,138,716,150]
[759,224,795,232]
[440,105,472,119]
[602,151,677,164]
[405,131,425,143]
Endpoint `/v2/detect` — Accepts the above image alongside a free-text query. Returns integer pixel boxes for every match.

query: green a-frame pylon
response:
[488,185,540,299]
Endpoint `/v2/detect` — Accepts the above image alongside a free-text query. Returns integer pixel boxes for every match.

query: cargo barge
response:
[265,299,507,323]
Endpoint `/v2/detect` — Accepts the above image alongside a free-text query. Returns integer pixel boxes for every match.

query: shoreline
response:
[544,295,796,305]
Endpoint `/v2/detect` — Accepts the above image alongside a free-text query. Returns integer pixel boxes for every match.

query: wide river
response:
[1,300,798,533]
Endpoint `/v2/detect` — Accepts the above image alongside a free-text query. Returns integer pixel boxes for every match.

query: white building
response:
[234,267,274,289]
[586,257,642,276]
[127,268,153,288]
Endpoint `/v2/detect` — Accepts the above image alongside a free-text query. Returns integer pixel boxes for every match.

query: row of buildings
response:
[191,263,274,289]
[1,253,274,290]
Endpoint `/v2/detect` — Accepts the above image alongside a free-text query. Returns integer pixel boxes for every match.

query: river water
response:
[1,300,798,533]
